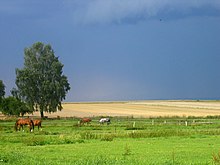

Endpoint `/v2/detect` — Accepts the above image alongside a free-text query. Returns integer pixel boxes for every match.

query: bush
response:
[0,96,32,116]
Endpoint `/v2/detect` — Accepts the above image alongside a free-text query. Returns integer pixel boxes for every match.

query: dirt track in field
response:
[30,100,220,118]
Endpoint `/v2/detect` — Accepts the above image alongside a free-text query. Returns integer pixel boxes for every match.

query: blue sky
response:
[0,0,220,102]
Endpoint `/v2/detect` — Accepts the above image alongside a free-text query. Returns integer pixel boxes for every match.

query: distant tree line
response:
[0,42,70,117]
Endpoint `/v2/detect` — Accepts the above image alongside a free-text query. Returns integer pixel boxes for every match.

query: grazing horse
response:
[15,118,34,132]
[99,118,111,125]
[79,118,92,125]
[33,119,42,131]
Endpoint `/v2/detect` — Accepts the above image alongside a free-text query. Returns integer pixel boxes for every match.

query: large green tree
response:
[15,42,70,118]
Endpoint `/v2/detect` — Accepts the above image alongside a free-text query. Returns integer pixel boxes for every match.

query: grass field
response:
[1,117,220,164]
[1,100,220,164]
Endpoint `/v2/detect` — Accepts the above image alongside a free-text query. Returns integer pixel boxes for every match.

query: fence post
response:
[185,121,188,126]
[152,119,154,125]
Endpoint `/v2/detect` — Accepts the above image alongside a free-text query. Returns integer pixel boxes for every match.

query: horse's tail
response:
[31,119,34,131]
[39,120,42,128]
[14,121,18,131]
[39,120,42,130]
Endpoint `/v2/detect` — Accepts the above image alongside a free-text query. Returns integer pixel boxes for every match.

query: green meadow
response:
[1,117,220,164]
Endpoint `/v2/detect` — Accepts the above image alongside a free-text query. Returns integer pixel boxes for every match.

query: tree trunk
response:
[40,111,44,118]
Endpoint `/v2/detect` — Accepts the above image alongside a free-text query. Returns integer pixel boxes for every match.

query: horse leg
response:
[18,125,21,131]
[31,125,34,132]
[30,124,34,132]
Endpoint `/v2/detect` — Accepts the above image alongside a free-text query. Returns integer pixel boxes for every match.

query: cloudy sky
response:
[0,0,220,102]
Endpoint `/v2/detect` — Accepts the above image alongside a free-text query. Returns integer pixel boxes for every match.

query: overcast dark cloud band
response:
[67,0,220,24]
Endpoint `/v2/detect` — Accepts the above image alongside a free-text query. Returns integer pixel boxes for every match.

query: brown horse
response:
[15,118,34,132]
[79,118,92,125]
[33,119,42,131]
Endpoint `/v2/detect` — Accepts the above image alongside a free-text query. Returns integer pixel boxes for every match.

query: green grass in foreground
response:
[1,117,220,164]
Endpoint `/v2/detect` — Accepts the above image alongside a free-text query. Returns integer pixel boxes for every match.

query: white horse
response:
[99,118,111,125]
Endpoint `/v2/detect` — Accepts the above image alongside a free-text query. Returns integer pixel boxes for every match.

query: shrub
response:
[0,96,32,116]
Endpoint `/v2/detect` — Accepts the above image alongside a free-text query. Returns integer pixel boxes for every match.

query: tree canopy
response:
[0,80,31,116]
[15,42,70,118]
[0,80,5,112]
[0,80,5,100]
[0,96,31,116]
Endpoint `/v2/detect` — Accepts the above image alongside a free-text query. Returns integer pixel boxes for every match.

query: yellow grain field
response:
[31,100,220,118]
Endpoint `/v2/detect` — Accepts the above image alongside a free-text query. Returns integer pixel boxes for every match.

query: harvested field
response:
[29,100,220,118]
